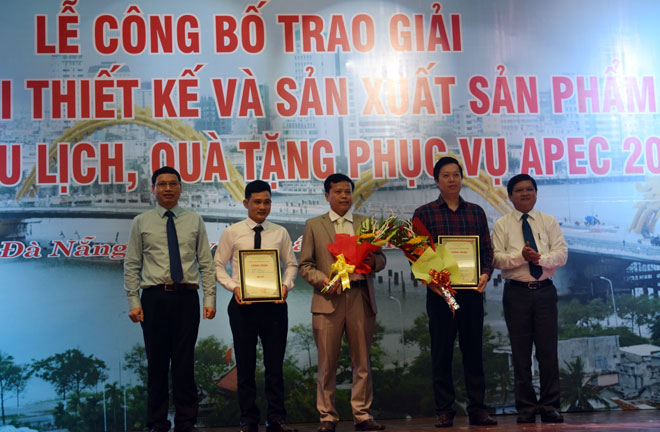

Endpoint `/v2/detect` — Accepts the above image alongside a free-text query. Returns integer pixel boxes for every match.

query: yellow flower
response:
[409,236,426,245]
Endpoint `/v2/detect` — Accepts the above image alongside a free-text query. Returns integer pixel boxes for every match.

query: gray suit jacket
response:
[298,212,386,315]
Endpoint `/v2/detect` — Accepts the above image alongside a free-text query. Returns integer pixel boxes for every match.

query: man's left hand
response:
[363,252,375,270]
[476,273,489,293]
[275,285,289,303]
[203,307,216,319]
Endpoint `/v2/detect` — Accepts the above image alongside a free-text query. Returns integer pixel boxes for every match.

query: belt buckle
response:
[528,281,540,290]
[163,283,177,291]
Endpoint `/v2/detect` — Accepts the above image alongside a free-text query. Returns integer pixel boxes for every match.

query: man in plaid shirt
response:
[412,156,497,428]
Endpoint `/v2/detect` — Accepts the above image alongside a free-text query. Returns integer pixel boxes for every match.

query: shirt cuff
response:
[223,283,239,293]
[203,294,216,309]
[128,295,141,310]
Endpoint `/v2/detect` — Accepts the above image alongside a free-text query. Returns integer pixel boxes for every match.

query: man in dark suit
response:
[299,173,386,432]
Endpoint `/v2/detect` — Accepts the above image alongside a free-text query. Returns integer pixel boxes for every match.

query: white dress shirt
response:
[492,208,567,282]
[329,209,355,235]
[215,217,298,292]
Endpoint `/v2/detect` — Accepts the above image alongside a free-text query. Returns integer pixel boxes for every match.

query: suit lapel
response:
[320,213,336,241]
[352,213,364,233]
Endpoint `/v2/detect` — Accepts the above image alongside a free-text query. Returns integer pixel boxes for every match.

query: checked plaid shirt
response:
[412,194,494,278]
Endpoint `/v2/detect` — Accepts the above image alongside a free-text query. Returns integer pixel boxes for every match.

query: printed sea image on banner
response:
[0,0,659,428]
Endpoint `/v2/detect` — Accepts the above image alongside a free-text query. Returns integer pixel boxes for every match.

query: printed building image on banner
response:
[1,0,659,429]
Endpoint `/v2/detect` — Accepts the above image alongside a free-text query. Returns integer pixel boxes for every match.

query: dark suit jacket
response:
[298,212,386,315]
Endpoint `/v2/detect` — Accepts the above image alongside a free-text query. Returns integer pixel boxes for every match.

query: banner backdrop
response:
[1,0,660,428]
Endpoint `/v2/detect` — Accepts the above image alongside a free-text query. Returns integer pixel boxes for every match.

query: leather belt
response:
[150,283,199,291]
[505,279,553,290]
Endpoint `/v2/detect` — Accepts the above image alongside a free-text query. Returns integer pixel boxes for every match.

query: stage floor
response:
[206,411,660,431]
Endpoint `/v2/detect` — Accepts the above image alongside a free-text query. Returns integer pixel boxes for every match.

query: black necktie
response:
[253,225,263,249]
[165,210,184,283]
[521,213,543,280]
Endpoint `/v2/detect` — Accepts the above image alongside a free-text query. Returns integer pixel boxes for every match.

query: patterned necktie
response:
[336,216,345,234]
[165,210,184,283]
[521,213,543,280]
[253,225,263,249]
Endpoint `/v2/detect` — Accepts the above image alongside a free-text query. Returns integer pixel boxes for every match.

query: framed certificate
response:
[438,235,480,289]
[238,249,283,302]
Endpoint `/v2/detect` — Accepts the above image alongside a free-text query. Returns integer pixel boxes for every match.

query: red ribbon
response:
[427,269,459,317]
[429,269,454,293]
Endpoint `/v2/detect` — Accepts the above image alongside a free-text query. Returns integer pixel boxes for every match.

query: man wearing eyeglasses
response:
[124,166,216,432]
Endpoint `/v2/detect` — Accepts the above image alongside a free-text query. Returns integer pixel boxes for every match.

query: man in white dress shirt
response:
[492,174,567,424]
[215,180,298,432]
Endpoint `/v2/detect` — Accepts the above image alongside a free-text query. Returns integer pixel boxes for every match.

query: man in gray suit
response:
[299,173,386,432]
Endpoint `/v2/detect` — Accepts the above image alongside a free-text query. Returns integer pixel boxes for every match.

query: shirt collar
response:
[157,204,181,218]
[245,217,268,230]
[329,209,353,223]
[436,194,465,209]
[513,208,539,221]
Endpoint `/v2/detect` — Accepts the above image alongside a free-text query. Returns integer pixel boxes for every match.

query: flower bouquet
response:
[389,217,462,315]
[322,215,399,293]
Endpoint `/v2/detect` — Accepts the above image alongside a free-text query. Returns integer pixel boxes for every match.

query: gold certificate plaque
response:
[438,235,480,289]
[238,249,283,302]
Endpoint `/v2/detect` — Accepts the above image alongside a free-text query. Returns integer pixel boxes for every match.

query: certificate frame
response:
[238,248,283,302]
[437,235,480,289]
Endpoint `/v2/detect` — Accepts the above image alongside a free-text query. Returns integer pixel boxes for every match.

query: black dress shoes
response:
[434,413,454,428]
[317,421,336,432]
[516,412,536,423]
[354,419,385,431]
[468,412,498,426]
[173,427,196,432]
[240,423,259,432]
[540,409,564,423]
[266,421,297,432]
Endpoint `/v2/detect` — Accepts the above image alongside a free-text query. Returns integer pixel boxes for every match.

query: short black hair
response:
[507,173,538,195]
[433,156,463,180]
[245,180,271,200]
[152,166,181,185]
[324,173,354,193]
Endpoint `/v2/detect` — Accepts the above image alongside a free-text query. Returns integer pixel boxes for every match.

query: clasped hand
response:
[522,241,541,264]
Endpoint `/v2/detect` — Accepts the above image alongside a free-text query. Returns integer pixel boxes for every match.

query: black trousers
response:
[228,297,288,425]
[427,289,487,417]
[503,282,560,415]
[141,288,200,432]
